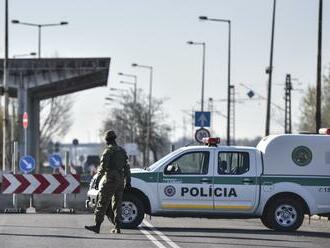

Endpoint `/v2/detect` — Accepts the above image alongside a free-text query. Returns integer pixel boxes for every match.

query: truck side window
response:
[218,152,249,175]
[165,152,209,175]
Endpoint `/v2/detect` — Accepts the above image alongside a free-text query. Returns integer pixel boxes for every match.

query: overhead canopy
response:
[0,57,110,99]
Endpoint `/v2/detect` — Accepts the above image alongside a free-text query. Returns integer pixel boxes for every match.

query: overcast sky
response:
[1,0,329,143]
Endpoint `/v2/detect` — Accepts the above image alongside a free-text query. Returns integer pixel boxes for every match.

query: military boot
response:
[85,223,101,234]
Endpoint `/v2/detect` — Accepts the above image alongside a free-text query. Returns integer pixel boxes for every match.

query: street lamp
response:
[13,52,37,58]
[11,19,68,58]
[118,72,137,104]
[199,15,232,146]
[186,41,206,113]
[131,63,153,166]
[119,72,138,167]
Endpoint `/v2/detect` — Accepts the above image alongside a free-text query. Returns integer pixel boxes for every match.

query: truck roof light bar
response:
[319,128,330,135]
[202,137,221,146]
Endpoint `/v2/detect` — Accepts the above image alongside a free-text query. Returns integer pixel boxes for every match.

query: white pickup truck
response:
[86,131,330,231]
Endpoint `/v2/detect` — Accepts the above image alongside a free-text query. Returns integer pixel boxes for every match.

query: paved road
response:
[0,214,329,248]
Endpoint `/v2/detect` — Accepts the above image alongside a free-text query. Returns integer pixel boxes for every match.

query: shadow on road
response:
[0,232,145,242]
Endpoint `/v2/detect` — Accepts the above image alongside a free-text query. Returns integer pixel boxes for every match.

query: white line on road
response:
[139,226,167,248]
[143,220,181,248]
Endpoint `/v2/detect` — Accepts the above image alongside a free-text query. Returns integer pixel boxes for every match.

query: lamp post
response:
[11,20,68,58]
[199,15,232,145]
[118,72,137,104]
[187,41,206,113]
[13,52,37,58]
[118,72,138,167]
[131,63,153,166]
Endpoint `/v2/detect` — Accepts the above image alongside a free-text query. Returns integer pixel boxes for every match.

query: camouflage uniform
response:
[94,144,131,229]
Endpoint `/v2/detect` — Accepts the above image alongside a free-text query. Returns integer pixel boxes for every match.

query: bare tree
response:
[40,96,74,150]
[102,89,171,167]
[299,66,330,132]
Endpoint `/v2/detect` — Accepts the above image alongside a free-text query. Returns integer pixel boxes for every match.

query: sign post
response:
[22,114,36,213]
[19,155,36,213]
[57,151,74,213]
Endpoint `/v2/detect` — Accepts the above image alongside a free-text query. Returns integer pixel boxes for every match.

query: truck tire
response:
[264,197,304,231]
[260,215,273,229]
[120,193,145,229]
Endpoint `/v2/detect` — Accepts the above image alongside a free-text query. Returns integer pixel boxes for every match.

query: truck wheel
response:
[260,215,273,229]
[265,197,304,231]
[120,193,145,229]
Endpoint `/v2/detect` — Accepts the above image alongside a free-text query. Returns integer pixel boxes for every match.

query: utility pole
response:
[316,0,323,133]
[265,0,277,136]
[284,74,292,134]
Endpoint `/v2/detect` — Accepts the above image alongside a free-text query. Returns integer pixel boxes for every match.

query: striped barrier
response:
[1,174,80,194]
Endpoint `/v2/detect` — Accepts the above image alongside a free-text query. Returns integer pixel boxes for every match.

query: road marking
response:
[143,220,181,248]
[139,226,167,248]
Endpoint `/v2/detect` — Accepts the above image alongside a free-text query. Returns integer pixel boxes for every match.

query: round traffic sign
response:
[48,154,62,169]
[19,155,36,173]
[23,112,28,129]
[195,128,210,143]
[72,139,79,146]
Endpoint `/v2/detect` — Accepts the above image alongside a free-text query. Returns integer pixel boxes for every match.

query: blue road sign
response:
[195,111,211,127]
[19,155,36,173]
[48,154,62,169]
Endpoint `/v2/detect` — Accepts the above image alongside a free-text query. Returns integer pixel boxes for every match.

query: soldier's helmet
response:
[105,130,117,142]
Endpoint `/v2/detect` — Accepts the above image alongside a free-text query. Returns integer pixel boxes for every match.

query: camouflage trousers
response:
[94,172,125,229]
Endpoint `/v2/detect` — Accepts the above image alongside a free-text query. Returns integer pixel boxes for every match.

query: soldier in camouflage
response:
[85,130,131,234]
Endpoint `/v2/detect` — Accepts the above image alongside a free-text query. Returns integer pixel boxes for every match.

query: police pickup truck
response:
[86,130,330,231]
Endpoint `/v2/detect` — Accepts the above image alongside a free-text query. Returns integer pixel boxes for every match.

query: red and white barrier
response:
[1,174,80,194]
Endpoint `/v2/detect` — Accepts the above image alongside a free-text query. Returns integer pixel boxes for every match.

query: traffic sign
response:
[1,174,80,194]
[72,139,79,146]
[195,111,211,127]
[49,154,62,169]
[19,155,36,173]
[247,90,255,98]
[195,128,210,143]
[23,112,28,129]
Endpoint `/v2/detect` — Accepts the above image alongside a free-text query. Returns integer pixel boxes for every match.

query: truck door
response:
[158,150,214,212]
[213,150,258,213]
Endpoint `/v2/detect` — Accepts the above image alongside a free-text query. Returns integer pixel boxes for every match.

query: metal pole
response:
[201,43,206,113]
[12,141,18,209]
[284,74,292,134]
[64,151,69,209]
[38,25,41,58]
[133,76,137,167]
[2,0,10,172]
[133,76,137,105]
[146,68,153,165]
[265,0,277,136]
[316,0,323,133]
[226,21,231,146]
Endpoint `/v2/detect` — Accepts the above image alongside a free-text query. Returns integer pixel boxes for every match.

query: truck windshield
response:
[147,149,184,171]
